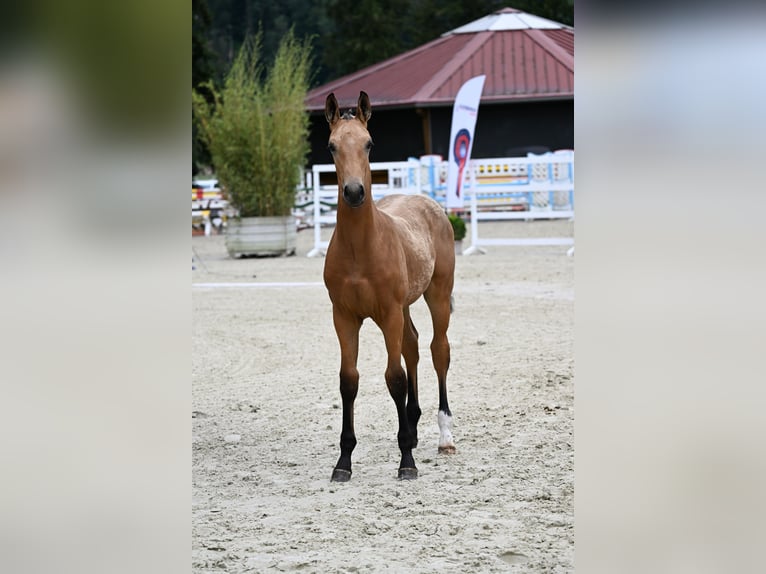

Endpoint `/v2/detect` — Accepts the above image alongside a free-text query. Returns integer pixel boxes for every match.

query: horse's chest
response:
[327,273,379,316]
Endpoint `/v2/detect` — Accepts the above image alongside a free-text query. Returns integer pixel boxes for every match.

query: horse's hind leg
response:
[424,284,456,454]
[379,309,418,480]
[402,306,421,448]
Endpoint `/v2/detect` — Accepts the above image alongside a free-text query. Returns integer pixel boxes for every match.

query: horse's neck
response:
[337,198,377,228]
[334,198,382,252]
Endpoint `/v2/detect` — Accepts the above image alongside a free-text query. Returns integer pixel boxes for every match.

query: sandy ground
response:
[192,219,574,573]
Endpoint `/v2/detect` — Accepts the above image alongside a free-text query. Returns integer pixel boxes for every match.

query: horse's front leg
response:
[380,309,418,480]
[331,308,361,482]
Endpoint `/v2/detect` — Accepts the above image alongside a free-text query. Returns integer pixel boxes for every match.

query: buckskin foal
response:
[323,91,456,482]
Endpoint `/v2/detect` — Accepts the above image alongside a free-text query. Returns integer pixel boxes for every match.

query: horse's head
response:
[325,91,373,208]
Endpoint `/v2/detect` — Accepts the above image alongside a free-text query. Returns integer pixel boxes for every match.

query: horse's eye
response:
[327,142,336,154]
[365,140,374,152]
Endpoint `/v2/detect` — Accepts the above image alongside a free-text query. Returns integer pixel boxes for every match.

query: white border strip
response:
[193,282,324,289]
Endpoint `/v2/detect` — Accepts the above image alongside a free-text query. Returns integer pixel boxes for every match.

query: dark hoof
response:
[331,468,352,482]
[398,467,418,480]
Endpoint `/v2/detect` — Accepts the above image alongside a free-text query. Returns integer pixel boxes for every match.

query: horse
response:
[323,91,456,482]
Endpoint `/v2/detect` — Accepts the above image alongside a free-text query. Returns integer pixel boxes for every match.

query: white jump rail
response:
[462,152,574,254]
[303,153,574,257]
[306,160,422,257]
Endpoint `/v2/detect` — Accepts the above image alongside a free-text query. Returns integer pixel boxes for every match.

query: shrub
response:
[448,213,467,241]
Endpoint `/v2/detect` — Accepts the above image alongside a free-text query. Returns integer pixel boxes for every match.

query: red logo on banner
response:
[453,128,471,199]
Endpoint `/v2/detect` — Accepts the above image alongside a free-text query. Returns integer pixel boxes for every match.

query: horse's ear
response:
[357,91,372,124]
[325,93,340,126]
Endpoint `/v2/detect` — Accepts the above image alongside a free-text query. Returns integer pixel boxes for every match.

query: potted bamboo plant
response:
[193,31,312,257]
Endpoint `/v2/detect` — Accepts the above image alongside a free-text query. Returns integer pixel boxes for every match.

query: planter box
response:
[225,215,297,257]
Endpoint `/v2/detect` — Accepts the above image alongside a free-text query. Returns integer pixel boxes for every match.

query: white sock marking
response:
[438,411,455,449]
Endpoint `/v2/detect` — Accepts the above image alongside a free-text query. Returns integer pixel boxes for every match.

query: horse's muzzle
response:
[342,183,365,208]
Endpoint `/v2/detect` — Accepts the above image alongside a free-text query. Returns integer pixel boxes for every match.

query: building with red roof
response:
[305,6,573,165]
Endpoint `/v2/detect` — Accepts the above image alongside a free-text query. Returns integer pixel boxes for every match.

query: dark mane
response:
[341,110,355,120]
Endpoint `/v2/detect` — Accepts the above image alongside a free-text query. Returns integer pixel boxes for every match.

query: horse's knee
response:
[385,366,407,397]
[339,368,359,398]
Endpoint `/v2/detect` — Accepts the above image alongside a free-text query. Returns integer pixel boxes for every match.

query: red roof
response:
[305,7,573,111]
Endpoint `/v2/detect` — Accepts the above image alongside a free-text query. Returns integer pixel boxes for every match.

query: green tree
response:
[206,0,332,83]
[193,0,216,88]
[505,0,573,26]
[193,0,216,175]
[321,0,410,79]
[406,0,504,47]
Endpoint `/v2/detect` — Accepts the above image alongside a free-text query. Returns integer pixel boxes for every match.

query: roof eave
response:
[306,93,574,114]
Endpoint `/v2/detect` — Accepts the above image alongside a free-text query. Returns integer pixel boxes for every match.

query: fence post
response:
[307,165,325,258]
[414,159,421,194]
[428,157,436,198]
[463,165,485,255]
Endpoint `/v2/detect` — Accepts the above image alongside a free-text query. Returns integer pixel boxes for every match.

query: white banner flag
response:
[446,75,485,210]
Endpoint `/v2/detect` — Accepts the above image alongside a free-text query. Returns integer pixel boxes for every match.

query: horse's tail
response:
[450,295,455,314]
